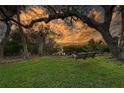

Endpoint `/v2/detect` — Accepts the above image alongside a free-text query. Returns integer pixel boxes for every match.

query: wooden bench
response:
[71,52,97,61]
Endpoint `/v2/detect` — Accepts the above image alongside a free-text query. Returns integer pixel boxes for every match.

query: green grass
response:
[0,56,124,88]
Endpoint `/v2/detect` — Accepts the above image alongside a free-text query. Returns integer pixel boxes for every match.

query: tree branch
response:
[0,5,115,31]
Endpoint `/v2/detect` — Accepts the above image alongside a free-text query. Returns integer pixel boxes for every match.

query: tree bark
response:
[17,11,29,59]
[93,6,124,61]
[119,9,124,50]
[38,33,45,56]
[99,26,123,60]
[0,43,4,58]
[0,22,11,58]
[38,41,44,56]
[21,33,29,59]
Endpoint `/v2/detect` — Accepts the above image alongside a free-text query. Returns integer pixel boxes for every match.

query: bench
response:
[71,52,97,61]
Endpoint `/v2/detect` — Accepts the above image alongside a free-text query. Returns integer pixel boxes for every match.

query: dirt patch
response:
[0,56,24,64]
[0,56,43,64]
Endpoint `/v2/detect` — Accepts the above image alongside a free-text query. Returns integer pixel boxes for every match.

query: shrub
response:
[96,44,110,52]
[27,42,39,55]
[63,41,109,54]
[4,32,23,56]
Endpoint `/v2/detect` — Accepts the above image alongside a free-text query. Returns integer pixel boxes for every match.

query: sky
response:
[19,6,104,45]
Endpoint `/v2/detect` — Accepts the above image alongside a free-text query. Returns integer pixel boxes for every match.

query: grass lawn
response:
[0,56,124,88]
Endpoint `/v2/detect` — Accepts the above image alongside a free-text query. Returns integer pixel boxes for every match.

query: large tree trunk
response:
[38,41,44,56]
[38,34,45,56]
[0,43,4,58]
[0,22,11,58]
[37,30,46,56]
[99,26,123,60]
[21,32,29,59]
[94,6,124,61]
[17,12,29,59]
[119,9,124,50]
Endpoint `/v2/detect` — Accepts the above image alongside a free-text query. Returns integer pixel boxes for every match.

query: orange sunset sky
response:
[12,5,120,46]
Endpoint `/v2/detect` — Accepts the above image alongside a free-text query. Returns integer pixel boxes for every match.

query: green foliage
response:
[27,39,58,55]
[63,45,88,53]
[63,40,109,53]
[96,44,110,52]
[4,32,23,56]
[3,31,109,56]
[27,42,39,55]
[43,45,58,55]
[0,56,124,87]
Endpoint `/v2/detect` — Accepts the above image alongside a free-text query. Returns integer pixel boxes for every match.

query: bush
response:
[27,41,58,55]
[63,45,88,53]
[43,45,59,55]
[4,32,23,56]
[96,44,110,53]
[63,41,109,54]
[27,42,39,55]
